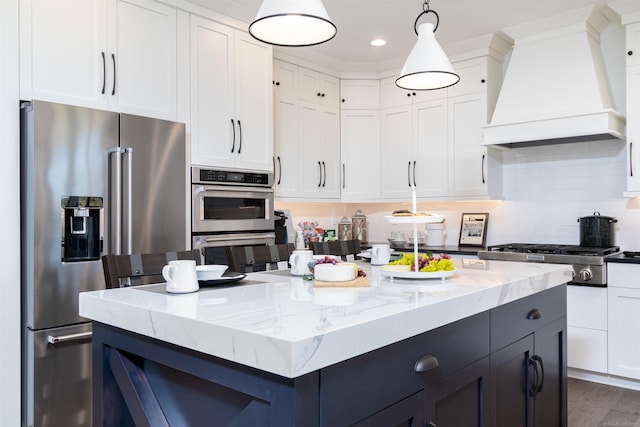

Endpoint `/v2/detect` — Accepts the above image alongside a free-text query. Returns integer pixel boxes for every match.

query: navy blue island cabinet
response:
[91,285,567,427]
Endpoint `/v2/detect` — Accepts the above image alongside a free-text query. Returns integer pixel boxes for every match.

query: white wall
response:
[276,139,637,250]
[0,0,22,425]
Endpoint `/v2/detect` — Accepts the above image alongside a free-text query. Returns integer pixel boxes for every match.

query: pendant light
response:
[396,0,459,91]
[249,0,337,47]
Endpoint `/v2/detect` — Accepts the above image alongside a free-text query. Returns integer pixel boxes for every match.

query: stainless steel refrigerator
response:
[20,100,188,427]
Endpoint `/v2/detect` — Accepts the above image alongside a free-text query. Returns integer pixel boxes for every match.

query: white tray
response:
[384,214,446,224]
[379,268,456,280]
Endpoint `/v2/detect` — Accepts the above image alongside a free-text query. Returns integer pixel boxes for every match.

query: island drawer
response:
[491,285,566,352]
[320,311,490,426]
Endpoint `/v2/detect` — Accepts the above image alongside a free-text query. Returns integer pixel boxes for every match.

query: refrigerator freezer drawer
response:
[25,323,93,427]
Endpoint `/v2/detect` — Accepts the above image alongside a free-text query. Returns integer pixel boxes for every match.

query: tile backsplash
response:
[276,138,640,250]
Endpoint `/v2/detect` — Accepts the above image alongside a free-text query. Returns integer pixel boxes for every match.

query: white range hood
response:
[483,6,626,148]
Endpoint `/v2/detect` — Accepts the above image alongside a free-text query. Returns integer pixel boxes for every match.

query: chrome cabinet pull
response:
[631,142,634,177]
[342,164,346,189]
[47,331,92,345]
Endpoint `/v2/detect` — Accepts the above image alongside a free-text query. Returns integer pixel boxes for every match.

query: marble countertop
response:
[80,259,572,378]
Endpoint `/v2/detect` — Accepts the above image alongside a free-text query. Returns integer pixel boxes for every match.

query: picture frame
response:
[458,213,489,247]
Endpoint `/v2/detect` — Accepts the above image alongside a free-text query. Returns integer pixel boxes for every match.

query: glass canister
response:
[338,216,352,240]
[351,210,367,243]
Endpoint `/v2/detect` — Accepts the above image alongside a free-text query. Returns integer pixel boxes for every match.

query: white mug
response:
[371,244,391,265]
[162,260,199,294]
[289,249,314,276]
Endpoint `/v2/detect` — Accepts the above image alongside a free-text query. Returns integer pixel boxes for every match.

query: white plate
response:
[384,214,446,224]
[379,268,456,280]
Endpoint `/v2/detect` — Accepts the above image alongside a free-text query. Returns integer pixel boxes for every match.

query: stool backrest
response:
[102,250,201,288]
[226,244,295,273]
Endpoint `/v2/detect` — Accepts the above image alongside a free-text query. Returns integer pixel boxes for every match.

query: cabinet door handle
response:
[481,153,486,184]
[529,355,544,397]
[407,161,411,187]
[414,354,439,372]
[322,161,326,187]
[342,163,346,189]
[527,308,542,320]
[111,53,116,96]
[277,156,282,185]
[231,119,236,152]
[413,160,417,187]
[101,52,106,94]
[630,142,634,177]
[318,161,322,187]
[237,120,242,154]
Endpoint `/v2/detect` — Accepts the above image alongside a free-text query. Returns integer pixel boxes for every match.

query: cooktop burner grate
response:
[487,243,620,257]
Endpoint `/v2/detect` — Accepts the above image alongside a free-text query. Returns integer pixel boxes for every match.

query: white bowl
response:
[196,265,228,281]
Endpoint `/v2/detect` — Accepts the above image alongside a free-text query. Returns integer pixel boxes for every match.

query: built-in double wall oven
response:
[191,167,275,265]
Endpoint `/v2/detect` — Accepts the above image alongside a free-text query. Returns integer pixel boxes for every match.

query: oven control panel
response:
[192,167,273,187]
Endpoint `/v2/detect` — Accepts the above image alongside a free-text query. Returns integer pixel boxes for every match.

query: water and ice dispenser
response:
[61,196,103,262]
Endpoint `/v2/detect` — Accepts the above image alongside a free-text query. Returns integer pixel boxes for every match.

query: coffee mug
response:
[162,260,199,293]
[371,244,391,265]
[289,249,314,276]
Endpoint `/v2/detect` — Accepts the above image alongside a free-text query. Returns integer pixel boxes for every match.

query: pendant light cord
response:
[414,0,439,34]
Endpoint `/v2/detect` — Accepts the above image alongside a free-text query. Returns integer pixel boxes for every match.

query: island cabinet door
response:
[425,356,491,427]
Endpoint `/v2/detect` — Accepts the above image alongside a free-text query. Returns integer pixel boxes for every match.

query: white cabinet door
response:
[299,103,340,199]
[341,110,380,201]
[190,16,272,171]
[189,15,235,167]
[626,65,640,192]
[20,0,109,108]
[626,22,640,67]
[233,31,273,171]
[298,67,339,107]
[608,286,640,379]
[448,93,488,197]
[380,106,413,199]
[340,80,380,109]
[274,97,300,197]
[112,0,177,120]
[273,60,297,102]
[380,76,446,109]
[414,99,448,198]
[567,286,608,373]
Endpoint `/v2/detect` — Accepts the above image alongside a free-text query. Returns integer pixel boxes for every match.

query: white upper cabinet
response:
[20,0,178,120]
[20,0,109,108]
[626,65,640,193]
[298,67,340,107]
[273,60,340,199]
[340,80,380,109]
[189,15,272,171]
[340,110,381,201]
[625,22,640,67]
[380,76,447,109]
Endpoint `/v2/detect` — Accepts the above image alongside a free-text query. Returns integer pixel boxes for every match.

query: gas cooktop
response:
[485,243,620,257]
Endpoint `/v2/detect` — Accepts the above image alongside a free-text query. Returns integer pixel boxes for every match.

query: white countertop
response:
[79,259,572,378]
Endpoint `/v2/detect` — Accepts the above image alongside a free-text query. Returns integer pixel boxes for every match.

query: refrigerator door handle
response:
[109,147,123,255]
[123,147,134,254]
[47,331,92,345]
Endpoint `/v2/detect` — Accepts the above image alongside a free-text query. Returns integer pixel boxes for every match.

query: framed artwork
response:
[459,213,489,247]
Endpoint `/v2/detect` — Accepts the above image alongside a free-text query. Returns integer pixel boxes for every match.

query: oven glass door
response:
[193,232,276,265]
[192,185,274,233]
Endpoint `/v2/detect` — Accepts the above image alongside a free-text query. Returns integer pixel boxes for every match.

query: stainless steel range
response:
[477,243,620,287]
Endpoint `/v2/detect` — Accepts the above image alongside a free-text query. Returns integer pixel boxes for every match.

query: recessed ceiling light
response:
[371,39,386,47]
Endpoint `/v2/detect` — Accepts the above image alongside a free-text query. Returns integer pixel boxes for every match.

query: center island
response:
[80,258,572,426]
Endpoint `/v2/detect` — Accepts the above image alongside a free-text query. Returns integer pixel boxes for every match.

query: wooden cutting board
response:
[313,276,369,287]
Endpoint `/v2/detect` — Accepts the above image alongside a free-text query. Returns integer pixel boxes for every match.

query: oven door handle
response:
[197,233,276,243]
[194,185,274,194]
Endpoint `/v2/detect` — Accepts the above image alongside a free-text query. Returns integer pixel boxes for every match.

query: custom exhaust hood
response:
[483,6,626,148]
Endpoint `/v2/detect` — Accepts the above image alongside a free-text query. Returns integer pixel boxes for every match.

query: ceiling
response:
[186,0,614,73]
